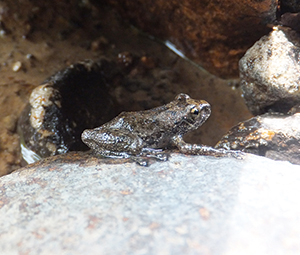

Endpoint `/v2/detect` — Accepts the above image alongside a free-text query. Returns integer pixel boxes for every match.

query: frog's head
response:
[175,93,211,133]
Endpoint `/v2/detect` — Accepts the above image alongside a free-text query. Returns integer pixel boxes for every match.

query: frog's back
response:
[114,110,163,133]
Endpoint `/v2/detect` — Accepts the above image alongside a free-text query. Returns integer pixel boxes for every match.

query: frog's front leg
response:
[171,135,244,159]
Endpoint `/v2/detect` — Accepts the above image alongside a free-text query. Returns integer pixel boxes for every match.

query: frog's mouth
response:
[178,117,203,130]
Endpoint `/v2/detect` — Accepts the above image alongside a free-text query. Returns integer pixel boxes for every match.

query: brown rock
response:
[216,112,300,165]
[96,0,278,78]
[280,12,300,31]
[281,0,300,12]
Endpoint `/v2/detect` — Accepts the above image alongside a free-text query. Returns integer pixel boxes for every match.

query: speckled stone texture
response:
[240,27,300,115]
[1,152,300,255]
[216,112,300,165]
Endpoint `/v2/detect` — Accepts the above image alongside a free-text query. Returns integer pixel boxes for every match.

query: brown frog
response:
[81,93,242,165]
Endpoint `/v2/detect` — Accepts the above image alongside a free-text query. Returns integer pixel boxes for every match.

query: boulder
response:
[0,152,300,254]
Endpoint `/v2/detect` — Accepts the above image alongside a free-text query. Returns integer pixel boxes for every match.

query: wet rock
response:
[96,0,277,78]
[281,0,300,12]
[216,112,300,164]
[1,152,300,254]
[240,26,300,115]
[280,12,300,31]
[18,59,121,163]
[0,1,92,39]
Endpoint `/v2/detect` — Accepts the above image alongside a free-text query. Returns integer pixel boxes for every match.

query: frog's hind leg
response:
[93,150,132,159]
[82,128,144,158]
[130,156,150,167]
[129,148,169,167]
[140,148,169,161]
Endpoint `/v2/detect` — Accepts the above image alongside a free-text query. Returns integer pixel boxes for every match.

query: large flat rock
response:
[0,153,300,254]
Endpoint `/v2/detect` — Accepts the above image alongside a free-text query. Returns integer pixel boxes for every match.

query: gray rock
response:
[1,153,300,255]
[239,26,300,115]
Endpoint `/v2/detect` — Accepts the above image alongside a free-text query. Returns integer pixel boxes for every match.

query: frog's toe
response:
[228,150,245,160]
[139,148,169,161]
[154,153,169,161]
[131,156,150,167]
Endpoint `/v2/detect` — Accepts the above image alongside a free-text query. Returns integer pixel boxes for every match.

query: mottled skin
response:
[82,93,242,165]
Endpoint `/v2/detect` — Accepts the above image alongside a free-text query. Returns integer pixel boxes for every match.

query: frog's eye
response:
[190,107,199,115]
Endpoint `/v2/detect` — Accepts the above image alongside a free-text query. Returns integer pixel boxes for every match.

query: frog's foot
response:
[90,149,168,167]
[214,149,245,159]
[130,155,168,167]
[140,148,169,161]
[90,149,133,159]
[129,148,169,167]
[172,136,245,159]
[130,157,150,167]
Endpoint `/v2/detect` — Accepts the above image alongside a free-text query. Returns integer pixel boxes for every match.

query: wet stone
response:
[216,112,300,165]
[280,12,300,32]
[239,26,300,115]
[99,0,277,78]
[18,59,121,163]
[281,0,300,12]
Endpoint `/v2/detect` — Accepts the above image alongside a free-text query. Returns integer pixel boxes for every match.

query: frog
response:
[81,93,243,165]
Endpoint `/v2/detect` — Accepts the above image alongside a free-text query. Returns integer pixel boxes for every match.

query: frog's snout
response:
[197,99,210,117]
[81,129,93,144]
[200,102,211,118]
[81,129,88,141]
[81,129,99,151]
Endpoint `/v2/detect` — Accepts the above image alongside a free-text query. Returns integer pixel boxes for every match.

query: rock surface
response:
[216,112,300,165]
[240,26,300,115]
[18,59,120,162]
[281,0,300,12]
[98,0,277,78]
[280,12,300,31]
[1,152,300,254]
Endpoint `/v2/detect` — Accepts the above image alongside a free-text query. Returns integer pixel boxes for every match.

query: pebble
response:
[12,61,22,72]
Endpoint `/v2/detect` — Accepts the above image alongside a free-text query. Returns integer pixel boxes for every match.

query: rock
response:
[18,59,120,163]
[240,26,300,115]
[96,0,277,78]
[216,112,300,164]
[0,152,300,254]
[281,0,300,12]
[280,12,300,31]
